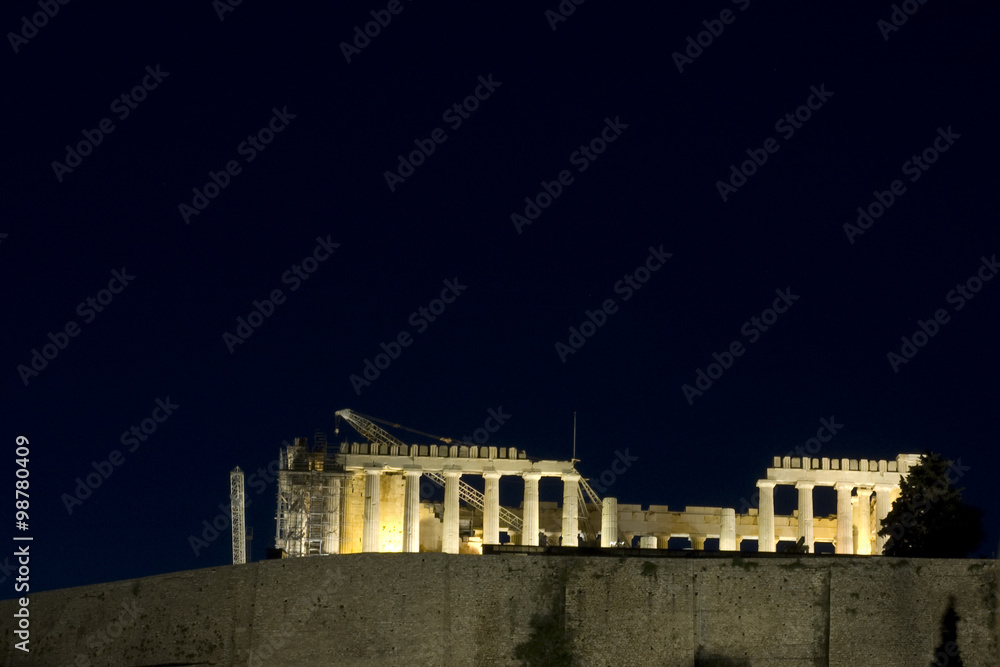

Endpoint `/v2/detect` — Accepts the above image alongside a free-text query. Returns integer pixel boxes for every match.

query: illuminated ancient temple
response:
[263,410,921,559]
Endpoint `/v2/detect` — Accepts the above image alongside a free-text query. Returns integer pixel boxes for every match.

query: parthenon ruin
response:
[271,427,922,558]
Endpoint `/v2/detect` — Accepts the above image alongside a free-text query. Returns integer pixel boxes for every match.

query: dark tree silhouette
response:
[879,452,983,557]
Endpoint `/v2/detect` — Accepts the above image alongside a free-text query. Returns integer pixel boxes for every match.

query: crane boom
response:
[335,409,524,532]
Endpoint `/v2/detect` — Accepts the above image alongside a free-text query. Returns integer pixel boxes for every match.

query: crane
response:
[334,408,606,545]
[334,409,526,532]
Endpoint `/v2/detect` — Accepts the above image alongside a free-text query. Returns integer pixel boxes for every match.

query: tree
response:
[879,452,984,557]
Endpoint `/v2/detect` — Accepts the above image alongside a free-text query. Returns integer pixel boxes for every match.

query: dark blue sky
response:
[2,0,999,594]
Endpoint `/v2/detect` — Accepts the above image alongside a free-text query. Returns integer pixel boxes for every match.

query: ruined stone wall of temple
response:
[340,470,365,554]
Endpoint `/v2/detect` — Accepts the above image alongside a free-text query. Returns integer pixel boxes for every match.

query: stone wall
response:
[1,554,996,666]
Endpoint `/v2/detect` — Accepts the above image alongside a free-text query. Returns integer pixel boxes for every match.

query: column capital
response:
[443,468,462,478]
[873,482,895,492]
[522,471,542,481]
[795,480,816,490]
[834,481,854,492]
[483,470,502,480]
[364,465,384,474]
[757,479,777,489]
[403,467,423,477]
[856,486,873,497]
[562,472,581,483]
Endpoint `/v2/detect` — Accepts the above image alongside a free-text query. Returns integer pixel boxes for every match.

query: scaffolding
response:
[275,433,342,556]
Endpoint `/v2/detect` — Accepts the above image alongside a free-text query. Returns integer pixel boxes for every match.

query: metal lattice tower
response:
[275,434,341,557]
[230,467,246,565]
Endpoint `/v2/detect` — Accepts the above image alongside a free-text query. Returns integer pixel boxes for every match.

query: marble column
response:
[402,469,421,553]
[796,481,815,553]
[720,508,737,551]
[640,535,658,549]
[691,536,706,551]
[443,470,461,554]
[835,482,854,554]
[757,480,776,552]
[874,483,894,555]
[561,472,581,547]
[601,497,618,547]
[856,487,873,555]
[522,472,541,546]
[483,470,501,546]
[362,467,382,553]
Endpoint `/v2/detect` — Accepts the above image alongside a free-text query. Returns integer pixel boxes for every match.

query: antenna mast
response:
[572,411,578,463]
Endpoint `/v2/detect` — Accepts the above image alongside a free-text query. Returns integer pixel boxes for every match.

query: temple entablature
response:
[765,453,922,486]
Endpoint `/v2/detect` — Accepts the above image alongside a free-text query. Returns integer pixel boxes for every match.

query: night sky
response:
[3,0,999,595]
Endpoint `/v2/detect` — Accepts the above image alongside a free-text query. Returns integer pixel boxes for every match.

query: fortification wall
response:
[1,554,996,667]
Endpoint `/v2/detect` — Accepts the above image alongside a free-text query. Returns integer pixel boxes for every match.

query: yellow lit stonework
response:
[274,435,923,557]
[340,471,365,554]
[378,473,405,553]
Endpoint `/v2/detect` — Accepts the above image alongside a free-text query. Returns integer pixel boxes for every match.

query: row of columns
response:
[361,467,582,554]
[757,479,895,554]
[366,468,896,555]
[628,508,737,551]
